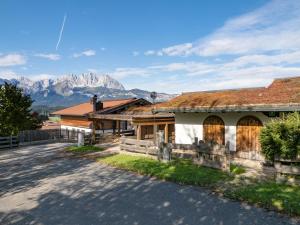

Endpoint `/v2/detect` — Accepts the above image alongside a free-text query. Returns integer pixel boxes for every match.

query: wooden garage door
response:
[203,116,225,145]
[236,116,262,153]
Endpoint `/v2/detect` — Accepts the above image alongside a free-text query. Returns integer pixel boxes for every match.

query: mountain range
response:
[0,73,175,108]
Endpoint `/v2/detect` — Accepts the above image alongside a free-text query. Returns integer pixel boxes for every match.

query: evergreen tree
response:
[0,82,41,136]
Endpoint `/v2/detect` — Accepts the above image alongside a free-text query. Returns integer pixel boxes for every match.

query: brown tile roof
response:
[155,76,300,112]
[52,98,138,116]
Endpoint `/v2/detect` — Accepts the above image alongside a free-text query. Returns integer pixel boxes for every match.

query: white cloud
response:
[108,51,300,93]
[148,0,300,57]
[29,74,56,81]
[126,0,300,93]
[160,43,193,56]
[111,67,151,79]
[0,70,18,79]
[0,54,26,67]
[144,50,156,56]
[87,68,98,73]
[132,51,139,56]
[73,49,96,58]
[35,53,61,61]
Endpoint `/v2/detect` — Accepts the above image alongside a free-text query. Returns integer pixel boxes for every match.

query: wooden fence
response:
[274,158,300,184]
[0,129,103,150]
[0,136,18,149]
[119,137,231,171]
[19,129,61,143]
[120,137,157,155]
[171,142,230,171]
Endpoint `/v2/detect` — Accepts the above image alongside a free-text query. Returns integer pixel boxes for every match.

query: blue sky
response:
[1,0,300,93]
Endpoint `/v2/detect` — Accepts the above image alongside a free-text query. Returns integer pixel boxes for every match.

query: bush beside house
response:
[260,112,300,161]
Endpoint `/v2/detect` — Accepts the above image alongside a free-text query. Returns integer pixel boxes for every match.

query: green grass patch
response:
[230,164,246,175]
[98,154,231,187]
[66,145,104,153]
[98,154,300,216]
[225,182,300,215]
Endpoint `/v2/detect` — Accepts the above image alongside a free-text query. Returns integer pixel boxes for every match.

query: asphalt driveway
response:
[0,143,298,225]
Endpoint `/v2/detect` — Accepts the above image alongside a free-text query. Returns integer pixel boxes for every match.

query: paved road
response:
[0,143,298,225]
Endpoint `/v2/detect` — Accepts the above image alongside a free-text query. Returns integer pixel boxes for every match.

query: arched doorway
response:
[236,116,263,153]
[203,115,225,145]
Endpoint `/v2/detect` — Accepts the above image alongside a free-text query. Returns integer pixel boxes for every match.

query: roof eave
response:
[51,113,90,117]
[154,104,300,113]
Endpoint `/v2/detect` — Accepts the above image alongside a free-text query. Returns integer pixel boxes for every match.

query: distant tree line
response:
[0,82,42,136]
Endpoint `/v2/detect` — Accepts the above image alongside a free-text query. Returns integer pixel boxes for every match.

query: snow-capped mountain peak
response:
[56,73,125,90]
[0,73,175,107]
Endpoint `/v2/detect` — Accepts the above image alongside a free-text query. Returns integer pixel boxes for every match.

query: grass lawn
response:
[98,154,231,187]
[230,164,246,175]
[225,182,300,216]
[66,145,104,153]
[98,153,300,216]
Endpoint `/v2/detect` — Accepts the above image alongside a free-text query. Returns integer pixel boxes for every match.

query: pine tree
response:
[0,82,41,136]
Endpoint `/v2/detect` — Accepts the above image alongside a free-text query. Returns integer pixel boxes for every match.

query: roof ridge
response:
[182,86,265,95]
[101,97,137,102]
[272,75,300,81]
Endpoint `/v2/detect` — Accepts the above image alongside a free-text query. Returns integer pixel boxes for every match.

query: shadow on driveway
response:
[0,143,298,225]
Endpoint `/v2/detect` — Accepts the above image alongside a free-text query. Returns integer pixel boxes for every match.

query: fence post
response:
[224,141,231,172]
[157,131,171,162]
[78,131,84,146]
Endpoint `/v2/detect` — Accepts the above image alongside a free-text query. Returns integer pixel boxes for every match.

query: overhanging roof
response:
[89,113,174,121]
[154,76,300,113]
[155,103,300,113]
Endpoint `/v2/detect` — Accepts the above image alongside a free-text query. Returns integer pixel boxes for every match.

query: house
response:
[89,104,175,143]
[52,97,151,133]
[154,76,300,160]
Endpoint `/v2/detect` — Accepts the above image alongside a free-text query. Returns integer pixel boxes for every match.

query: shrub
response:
[230,164,246,175]
[260,112,300,161]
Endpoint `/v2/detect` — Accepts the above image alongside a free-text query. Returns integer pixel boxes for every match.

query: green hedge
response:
[260,112,300,161]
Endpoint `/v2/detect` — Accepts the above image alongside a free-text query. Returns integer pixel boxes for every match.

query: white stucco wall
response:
[175,112,270,151]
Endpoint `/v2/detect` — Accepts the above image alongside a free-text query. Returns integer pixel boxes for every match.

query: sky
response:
[1,0,300,94]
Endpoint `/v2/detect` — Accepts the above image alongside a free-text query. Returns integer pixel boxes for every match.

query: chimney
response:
[96,101,103,111]
[91,95,103,112]
[92,95,98,112]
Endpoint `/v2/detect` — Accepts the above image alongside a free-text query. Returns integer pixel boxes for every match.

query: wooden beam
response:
[113,121,116,135]
[92,119,96,144]
[137,125,142,140]
[132,121,175,126]
[153,124,158,143]
[117,120,121,136]
[164,124,168,143]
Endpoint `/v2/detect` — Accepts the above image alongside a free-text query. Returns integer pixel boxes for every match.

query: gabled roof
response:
[155,76,300,113]
[52,98,142,116]
[89,103,174,121]
[89,103,175,121]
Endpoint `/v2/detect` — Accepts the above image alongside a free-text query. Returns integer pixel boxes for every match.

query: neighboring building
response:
[90,104,175,143]
[52,97,151,133]
[155,76,300,160]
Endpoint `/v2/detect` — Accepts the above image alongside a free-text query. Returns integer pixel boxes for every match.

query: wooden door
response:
[236,116,262,153]
[203,116,225,145]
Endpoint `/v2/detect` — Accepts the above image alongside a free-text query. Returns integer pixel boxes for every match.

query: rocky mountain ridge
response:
[0,73,175,107]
